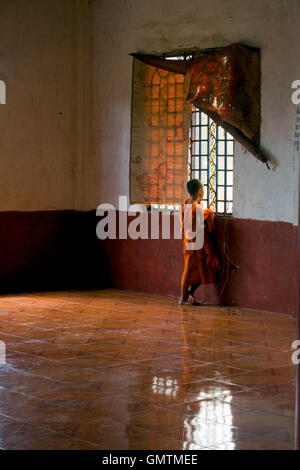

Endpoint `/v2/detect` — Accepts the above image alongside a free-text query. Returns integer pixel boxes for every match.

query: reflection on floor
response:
[0,289,296,450]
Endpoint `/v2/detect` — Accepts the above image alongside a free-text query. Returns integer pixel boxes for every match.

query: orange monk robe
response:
[181,201,221,287]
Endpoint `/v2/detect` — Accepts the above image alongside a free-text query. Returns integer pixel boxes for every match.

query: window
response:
[190,107,234,215]
[151,52,234,215]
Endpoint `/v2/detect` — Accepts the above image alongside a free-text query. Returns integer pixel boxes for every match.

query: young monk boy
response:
[179,179,221,305]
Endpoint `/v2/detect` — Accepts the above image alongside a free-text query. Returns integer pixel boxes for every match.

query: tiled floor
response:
[0,289,296,450]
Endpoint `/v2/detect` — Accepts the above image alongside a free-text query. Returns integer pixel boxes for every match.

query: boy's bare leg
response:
[179,255,191,304]
[179,255,202,305]
[179,284,202,306]
[179,285,189,305]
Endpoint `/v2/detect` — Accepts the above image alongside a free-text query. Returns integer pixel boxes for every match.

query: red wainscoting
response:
[0,210,297,315]
[103,211,298,316]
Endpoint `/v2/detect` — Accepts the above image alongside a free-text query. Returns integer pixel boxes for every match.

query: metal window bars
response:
[189,107,234,215]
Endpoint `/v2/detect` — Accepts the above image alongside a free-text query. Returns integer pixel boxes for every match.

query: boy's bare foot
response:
[179,297,202,306]
[187,288,202,306]
[187,286,196,303]
[190,300,202,306]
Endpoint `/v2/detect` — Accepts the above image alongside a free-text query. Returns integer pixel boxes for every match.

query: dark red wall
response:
[0,210,297,316]
[0,211,108,293]
[103,212,298,316]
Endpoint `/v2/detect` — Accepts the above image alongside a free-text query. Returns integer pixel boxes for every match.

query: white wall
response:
[0,0,298,224]
[0,0,91,211]
[91,0,300,224]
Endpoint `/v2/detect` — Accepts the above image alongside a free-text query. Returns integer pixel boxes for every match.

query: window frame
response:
[148,49,235,216]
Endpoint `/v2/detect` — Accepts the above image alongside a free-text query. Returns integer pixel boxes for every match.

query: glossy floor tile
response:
[0,289,296,449]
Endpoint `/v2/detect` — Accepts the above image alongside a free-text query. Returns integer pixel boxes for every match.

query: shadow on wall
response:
[0,211,109,294]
